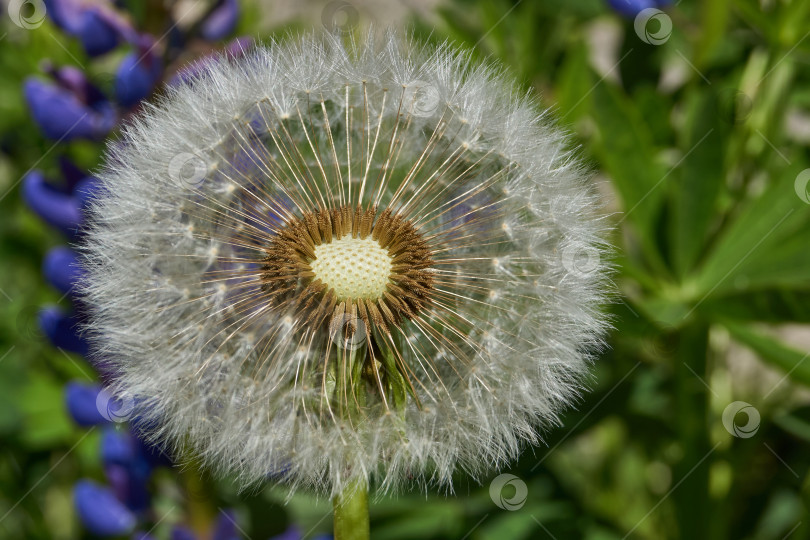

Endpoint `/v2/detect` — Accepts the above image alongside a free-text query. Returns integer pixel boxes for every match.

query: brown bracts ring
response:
[261,205,434,337]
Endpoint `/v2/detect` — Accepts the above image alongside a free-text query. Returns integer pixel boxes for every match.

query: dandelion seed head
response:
[81,32,610,497]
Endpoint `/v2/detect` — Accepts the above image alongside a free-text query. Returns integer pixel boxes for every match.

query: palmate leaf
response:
[775,406,810,443]
[723,320,810,387]
[694,0,733,67]
[699,289,810,323]
[590,80,668,267]
[669,89,729,277]
[555,43,592,123]
[692,164,810,297]
[731,0,779,42]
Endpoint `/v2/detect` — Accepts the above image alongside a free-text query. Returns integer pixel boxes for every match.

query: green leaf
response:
[479,502,569,540]
[18,374,73,449]
[732,0,778,42]
[774,407,810,443]
[555,43,593,122]
[693,165,810,296]
[695,0,733,67]
[724,320,810,387]
[371,499,466,539]
[699,289,810,323]
[590,80,668,264]
[635,296,692,329]
[670,89,728,276]
[778,0,810,46]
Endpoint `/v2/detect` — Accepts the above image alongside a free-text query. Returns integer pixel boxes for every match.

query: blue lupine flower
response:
[201,0,240,41]
[65,382,107,426]
[23,66,116,140]
[272,527,303,540]
[607,0,671,17]
[101,428,154,489]
[131,428,174,468]
[43,247,83,295]
[24,4,281,538]
[169,36,253,87]
[211,509,240,540]
[105,462,152,513]
[74,479,137,536]
[44,0,134,56]
[38,307,89,355]
[171,526,198,540]
[74,175,100,210]
[269,526,333,540]
[22,171,82,237]
[56,155,88,189]
[166,510,295,540]
[101,427,138,465]
[115,36,163,107]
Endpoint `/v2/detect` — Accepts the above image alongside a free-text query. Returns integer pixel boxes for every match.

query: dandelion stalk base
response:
[332,480,369,540]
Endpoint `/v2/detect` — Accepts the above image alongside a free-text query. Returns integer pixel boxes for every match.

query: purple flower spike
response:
[22,171,81,237]
[131,432,173,468]
[23,77,115,141]
[201,0,239,41]
[271,526,302,540]
[100,428,154,512]
[171,526,198,540]
[58,157,89,191]
[101,427,137,465]
[38,307,88,355]
[74,176,101,212]
[170,36,253,87]
[224,36,254,56]
[65,381,107,426]
[212,509,240,540]
[46,64,109,107]
[115,40,163,107]
[74,479,137,536]
[43,246,83,295]
[607,0,671,17]
[44,0,134,56]
[106,463,152,513]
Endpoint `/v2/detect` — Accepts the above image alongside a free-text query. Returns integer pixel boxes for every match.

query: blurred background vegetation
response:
[1,0,810,538]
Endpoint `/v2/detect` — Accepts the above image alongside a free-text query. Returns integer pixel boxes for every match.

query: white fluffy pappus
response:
[81,32,611,497]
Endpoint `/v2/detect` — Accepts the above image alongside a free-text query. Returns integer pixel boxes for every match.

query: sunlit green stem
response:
[673,323,711,539]
[331,338,370,540]
[180,463,217,538]
[333,479,369,540]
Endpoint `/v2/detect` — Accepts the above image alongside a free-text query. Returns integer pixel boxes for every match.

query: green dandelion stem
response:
[332,479,369,540]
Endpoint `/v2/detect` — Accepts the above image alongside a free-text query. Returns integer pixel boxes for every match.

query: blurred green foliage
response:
[1,0,810,538]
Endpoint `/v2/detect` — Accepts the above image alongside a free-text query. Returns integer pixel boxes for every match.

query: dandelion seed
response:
[82,33,610,498]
